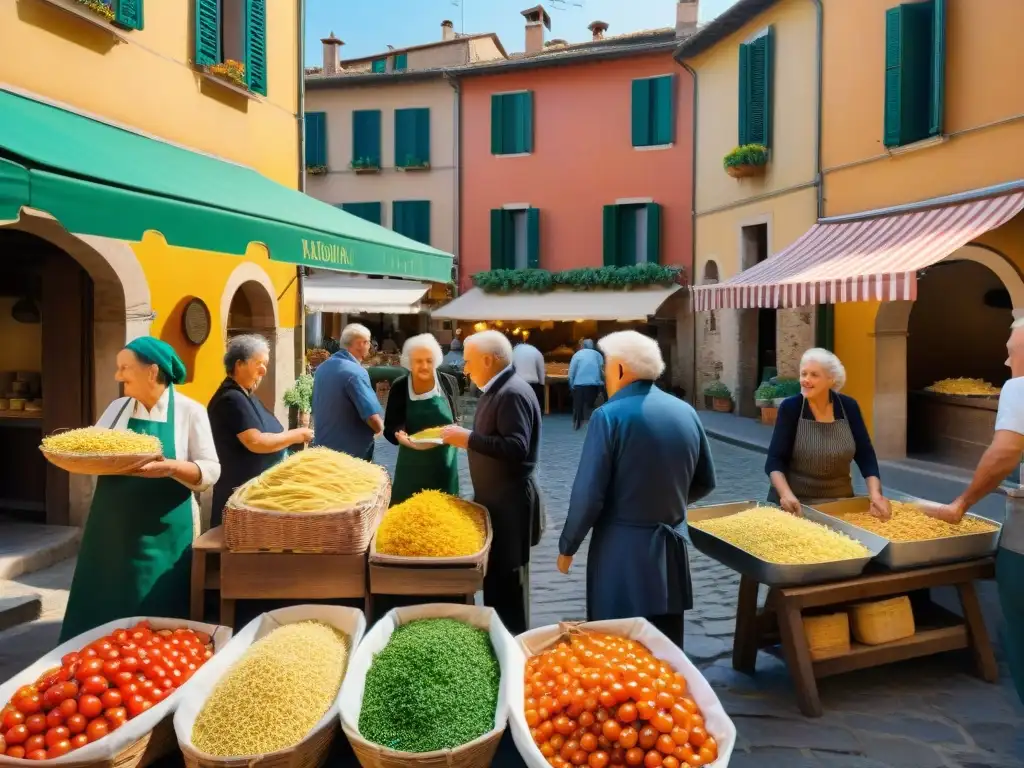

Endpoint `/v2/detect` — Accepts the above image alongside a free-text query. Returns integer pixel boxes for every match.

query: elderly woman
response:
[60,337,221,642]
[384,333,461,504]
[207,335,313,528]
[766,348,891,519]
[569,338,604,430]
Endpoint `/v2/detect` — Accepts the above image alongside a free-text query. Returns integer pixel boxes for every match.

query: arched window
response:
[702,260,720,332]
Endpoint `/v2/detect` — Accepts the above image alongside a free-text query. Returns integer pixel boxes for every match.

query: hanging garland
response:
[471,264,685,294]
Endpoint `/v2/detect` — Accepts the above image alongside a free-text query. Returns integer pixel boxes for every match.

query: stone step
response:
[0,520,81,580]
[0,595,42,633]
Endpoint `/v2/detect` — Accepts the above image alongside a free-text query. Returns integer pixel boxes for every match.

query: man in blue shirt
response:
[568,338,604,430]
[312,323,383,460]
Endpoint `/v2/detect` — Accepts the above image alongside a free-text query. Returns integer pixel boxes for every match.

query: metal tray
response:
[811,496,1001,570]
[687,501,888,587]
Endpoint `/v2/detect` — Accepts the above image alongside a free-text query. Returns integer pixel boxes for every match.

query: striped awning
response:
[692,190,1024,311]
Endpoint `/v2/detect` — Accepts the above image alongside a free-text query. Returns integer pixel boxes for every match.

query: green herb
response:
[282,374,313,413]
[704,380,731,398]
[754,383,776,401]
[773,378,801,397]
[723,144,768,170]
[358,618,499,753]
[472,263,683,294]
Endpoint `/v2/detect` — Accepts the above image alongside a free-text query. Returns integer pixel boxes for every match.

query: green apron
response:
[391,381,459,505]
[59,386,195,643]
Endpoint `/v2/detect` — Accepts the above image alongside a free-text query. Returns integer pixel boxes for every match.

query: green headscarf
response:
[125,337,187,385]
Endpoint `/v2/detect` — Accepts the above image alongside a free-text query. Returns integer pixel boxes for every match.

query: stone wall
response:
[776,309,813,377]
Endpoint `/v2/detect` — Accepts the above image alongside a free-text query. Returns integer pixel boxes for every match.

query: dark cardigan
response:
[383,372,461,445]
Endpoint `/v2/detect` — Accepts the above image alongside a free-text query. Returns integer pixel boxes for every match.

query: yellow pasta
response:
[376,491,486,557]
[926,378,1001,396]
[409,426,445,441]
[690,506,870,564]
[833,500,998,542]
[41,427,162,456]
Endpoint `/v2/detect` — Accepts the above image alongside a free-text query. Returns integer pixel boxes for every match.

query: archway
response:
[225,278,279,416]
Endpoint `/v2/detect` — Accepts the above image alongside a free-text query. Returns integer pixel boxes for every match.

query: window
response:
[393,201,431,245]
[340,202,382,225]
[738,27,774,147]
[352,110,382,168]
[631,76,675,147]
[304,112,327,168]
[194,0,267,95]
[490,208,540,269]
[884,0,946,147]
[371,58,387,73]
[98,0,144,29]
[602,203,662,267]
[394,108,430,168]
[394,53,408,71]
[490,92,534,155]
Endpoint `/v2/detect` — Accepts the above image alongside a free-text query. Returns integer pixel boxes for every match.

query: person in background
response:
[60,337,220,642]
[766,348,891,519]
[207,335,313,528]
[557,331,715,648]
[440,337,467,395]
[312,323,383,461]
[384,334,461,504]
[441,331,542,634]
[381,334,399,354]
[512,338,546,405]
[920,318,1024,704]
[568,338,604,430]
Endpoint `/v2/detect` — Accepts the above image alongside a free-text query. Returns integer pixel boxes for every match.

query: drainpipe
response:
[296,0,307,382]
[444,70,460,295]
[812,0,823,219]
[679,59,699,407]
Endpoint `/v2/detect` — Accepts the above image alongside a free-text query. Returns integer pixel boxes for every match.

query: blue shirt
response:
[311,350,381,459]
[569,348,604,388]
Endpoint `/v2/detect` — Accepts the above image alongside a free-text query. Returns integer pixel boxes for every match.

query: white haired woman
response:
[384,333,462,504]
[207,334,313,528]
[766,348,891,519]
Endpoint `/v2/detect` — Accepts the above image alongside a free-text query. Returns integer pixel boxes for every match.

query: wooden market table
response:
[366,560,483,617]
[731,558,999,718]
[544,375,569,415]
[190,525,367,628]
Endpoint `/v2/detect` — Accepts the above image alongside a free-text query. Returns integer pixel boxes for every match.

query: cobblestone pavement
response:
[1,412,1022,767]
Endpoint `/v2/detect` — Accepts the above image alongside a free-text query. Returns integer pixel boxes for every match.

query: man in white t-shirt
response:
[924,317,1024,704]
[512,340,546,405]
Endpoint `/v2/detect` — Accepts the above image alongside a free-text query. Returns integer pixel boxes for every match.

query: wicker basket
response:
[850,596,915,645]
[368,501,492,569]
[179,721,337,768]
[343,730,502,768]
[45,717,175,768]
[223,471,391,554]
[803,612,850,660]
[40,449,162,476]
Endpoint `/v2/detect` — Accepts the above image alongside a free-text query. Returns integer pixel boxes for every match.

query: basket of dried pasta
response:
[223,448,391,554]
[39,427,163,476]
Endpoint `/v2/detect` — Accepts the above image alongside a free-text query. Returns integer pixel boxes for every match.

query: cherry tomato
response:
[14,686,38,701]
[119,656,139,674]
[14,694,42,715]
[82,675,110,695]
[643,751,663,768]
[193,631,211,645]
[66,714,87,734]
[85,718,109,742]
[78,695,103,719]
[589,752,610,768]
[618,726,639,749]
[5,746,26,759]
[24,714,47,734]
[70,733,89,749]
[625,748,644,766]
[45,709,65,729]
[656,735,676,756]
[102,660,121,678]
[687,727,706,748]
[638,726,658,751]
[81,648,97,660]
[113,671,134,687]
[75,658,104,682]
[112,630,129,645]
[119,682,140,698]
[661,758,680,768]
[168,668,184,687]
[149,687,167,703]
[45,726,69,747]
[602,719,621,743]
[2,708,25,729]
[105,707,127,729]
[5,724,29,745]
[24,734,45,753]
[61,652,81,668]
[101,689,122,709]
[616,703,637,724]
[125,694,148,718]
[26,748,48,760]
[47,739,72,758]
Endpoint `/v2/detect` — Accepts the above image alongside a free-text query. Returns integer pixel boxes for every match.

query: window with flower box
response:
[194,0,267,96]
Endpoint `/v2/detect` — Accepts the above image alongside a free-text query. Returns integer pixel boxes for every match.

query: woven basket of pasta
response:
[39,427,163,476]
[223,448,391,555]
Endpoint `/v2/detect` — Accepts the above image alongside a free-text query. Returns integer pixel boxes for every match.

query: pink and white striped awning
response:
[691,191,1024,311]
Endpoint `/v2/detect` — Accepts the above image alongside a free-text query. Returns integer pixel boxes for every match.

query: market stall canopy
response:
[303,272,429,314]
[432,285,682,322]
[691,187,1024,311]
[0,87,453,283]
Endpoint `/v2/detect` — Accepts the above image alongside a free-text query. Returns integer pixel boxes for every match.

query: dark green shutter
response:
[395,108,430,167]
[341,202,382,225]
[304,112,326,166]
[618,206,637,266]
[490,95,504,154]
[353,110,381,166]
[929,0,946,137]
[884,4,932,147]
[746,32,771,147]
[883,7,904,146]
[526,208,540,269]
[761,28,774,149]
[113,0,143,30]
[244,0,267,96]
[413,201,432,245]
[519,92,534,153]
[194,0,220,68]
[631,78,652,147]
[602,205,620,267]
[490,209,506,269]
[645,203,662,264]
[372,59,386,73]
[816,304,835,351]
[651,76,675,146]
[415,108,430,164]
[394,53,408,71]
[738,44,750,145]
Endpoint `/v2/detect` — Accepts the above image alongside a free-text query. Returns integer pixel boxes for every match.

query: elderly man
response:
[922,317,1024,704]
[441,330,542,634]
[312,323,383,460]
[557,331,716,647]
[569,339,604,430]
[512,338,546,405]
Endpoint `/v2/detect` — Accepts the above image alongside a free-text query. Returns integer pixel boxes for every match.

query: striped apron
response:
[784,395,856,503]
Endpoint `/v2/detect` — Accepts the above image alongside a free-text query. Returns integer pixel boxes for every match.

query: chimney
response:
[441,19,456,41]
[521,5,552,55]
[321,32,343,74]
[587,20,609,42]
[676,0,698,37]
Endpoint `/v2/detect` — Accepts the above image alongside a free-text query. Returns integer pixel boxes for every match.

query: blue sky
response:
[305,0,739,64]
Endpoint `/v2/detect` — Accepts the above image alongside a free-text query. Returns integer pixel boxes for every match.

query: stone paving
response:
[1,412,1022,767]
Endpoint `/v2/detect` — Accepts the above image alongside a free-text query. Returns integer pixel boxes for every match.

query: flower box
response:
[723,143,768,179]
[726,163,766,179]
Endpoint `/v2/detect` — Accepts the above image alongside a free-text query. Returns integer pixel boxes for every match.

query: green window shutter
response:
[372,59,386,73]
[244,0,267,96]
[490,209,507,269]
[393,201,430,245]
[113,0,143,30]
[738,43,750,146]
[645,203,662,264]
[353,110,381,166]
[631,78,652,147]
[816,304,835,351]
[340,202,382,225]
[929,0,946,137]
[761,28,774,149]
[602,205,620,267]
[194,0,220,68]
[490,95,504,155]
[518,92,534,153]
[395,108,430,167]
[651,76,675,146]
[746,31,771,147]
[883,7,904,146]
[304,112,326,166]
[526,208,540,269]
[415,108,430,164]
[618,206,638,266]
[884,4,932,147]
[394,53,408,71]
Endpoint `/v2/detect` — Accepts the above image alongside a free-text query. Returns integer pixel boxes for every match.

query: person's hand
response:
[396,431,433,451]
[918,499,966,525]
[869,493,892,521]
[440,425,471,449]
[294,428,314,445]
[557,554,573,575]
[779,492,802,516]
[135,459,179,478]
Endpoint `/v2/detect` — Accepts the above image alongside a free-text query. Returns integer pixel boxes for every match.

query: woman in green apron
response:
[59,337,221,643]
[383,334,461,504]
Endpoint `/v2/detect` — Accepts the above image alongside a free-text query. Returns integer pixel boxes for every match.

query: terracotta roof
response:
[322,32,508,70]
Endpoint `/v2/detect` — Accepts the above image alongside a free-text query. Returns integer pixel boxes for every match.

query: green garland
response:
[471,264,683,294]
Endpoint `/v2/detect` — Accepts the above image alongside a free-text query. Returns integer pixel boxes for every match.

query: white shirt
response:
[480,365,515,394]
[512,344,545,384]
[995,377,1024,553]
[408,373,440,401]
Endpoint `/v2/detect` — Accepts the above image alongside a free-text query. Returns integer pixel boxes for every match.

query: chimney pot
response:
[521,4,551,54]
[321,31,344,74]
[441,19,456,41]
[675,0,699,38]
[587,20,609,41]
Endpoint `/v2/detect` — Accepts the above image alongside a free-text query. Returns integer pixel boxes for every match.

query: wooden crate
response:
[368,561,484,597]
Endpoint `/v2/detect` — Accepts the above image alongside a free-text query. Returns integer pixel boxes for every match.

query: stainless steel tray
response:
[687,501,888,587]
[811,496,1001,570]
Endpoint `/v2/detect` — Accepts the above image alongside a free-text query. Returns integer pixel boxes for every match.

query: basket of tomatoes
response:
[0,618,231,766]
[510,620,736,768]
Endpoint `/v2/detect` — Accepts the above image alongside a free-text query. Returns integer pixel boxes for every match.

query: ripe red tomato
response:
[24,714,46,734]
[85,718,108,742]
[104,708,127,730]
[44,726,69,747]
[25,748,48,760]
[5,724,29,745]
[47,739,72,758]
[75,659,104,682]
[6,746,26,759]
[100,690,122,709]
[24,734,45,753]
[113,671,134,687]
[82,676,109,696]
[14,694,42,715]
[125,694,147,718]
[66,714,87,734]
[102,660,121,678]
[78,695,103,719]
[58,697,78,719]
[2,708,25,729]
[112,630,129,645]
[70,733,89,750]
[45,709,64,729]
[119,656,139,674]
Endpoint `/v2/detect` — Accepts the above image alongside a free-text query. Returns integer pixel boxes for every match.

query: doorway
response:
[226,280,278,414]
[737,223,773,417]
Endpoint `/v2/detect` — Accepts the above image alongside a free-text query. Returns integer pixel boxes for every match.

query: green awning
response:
[0,88,453,283]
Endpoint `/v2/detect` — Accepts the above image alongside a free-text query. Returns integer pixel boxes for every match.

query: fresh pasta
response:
[833,500,998,542]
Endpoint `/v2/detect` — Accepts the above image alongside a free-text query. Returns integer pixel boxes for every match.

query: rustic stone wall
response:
[776,309,813,377]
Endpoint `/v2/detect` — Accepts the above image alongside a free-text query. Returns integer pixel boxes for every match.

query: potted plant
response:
[704,381,733,413]
[399,155,431,171]
[206,59,247,89]
[283,374,314,427]
[723,144,768,179]
[756,383,781,425]
[77,0,115,21]
[306,164,328,176]
[773,378,801,407]
[351,157,380,174]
